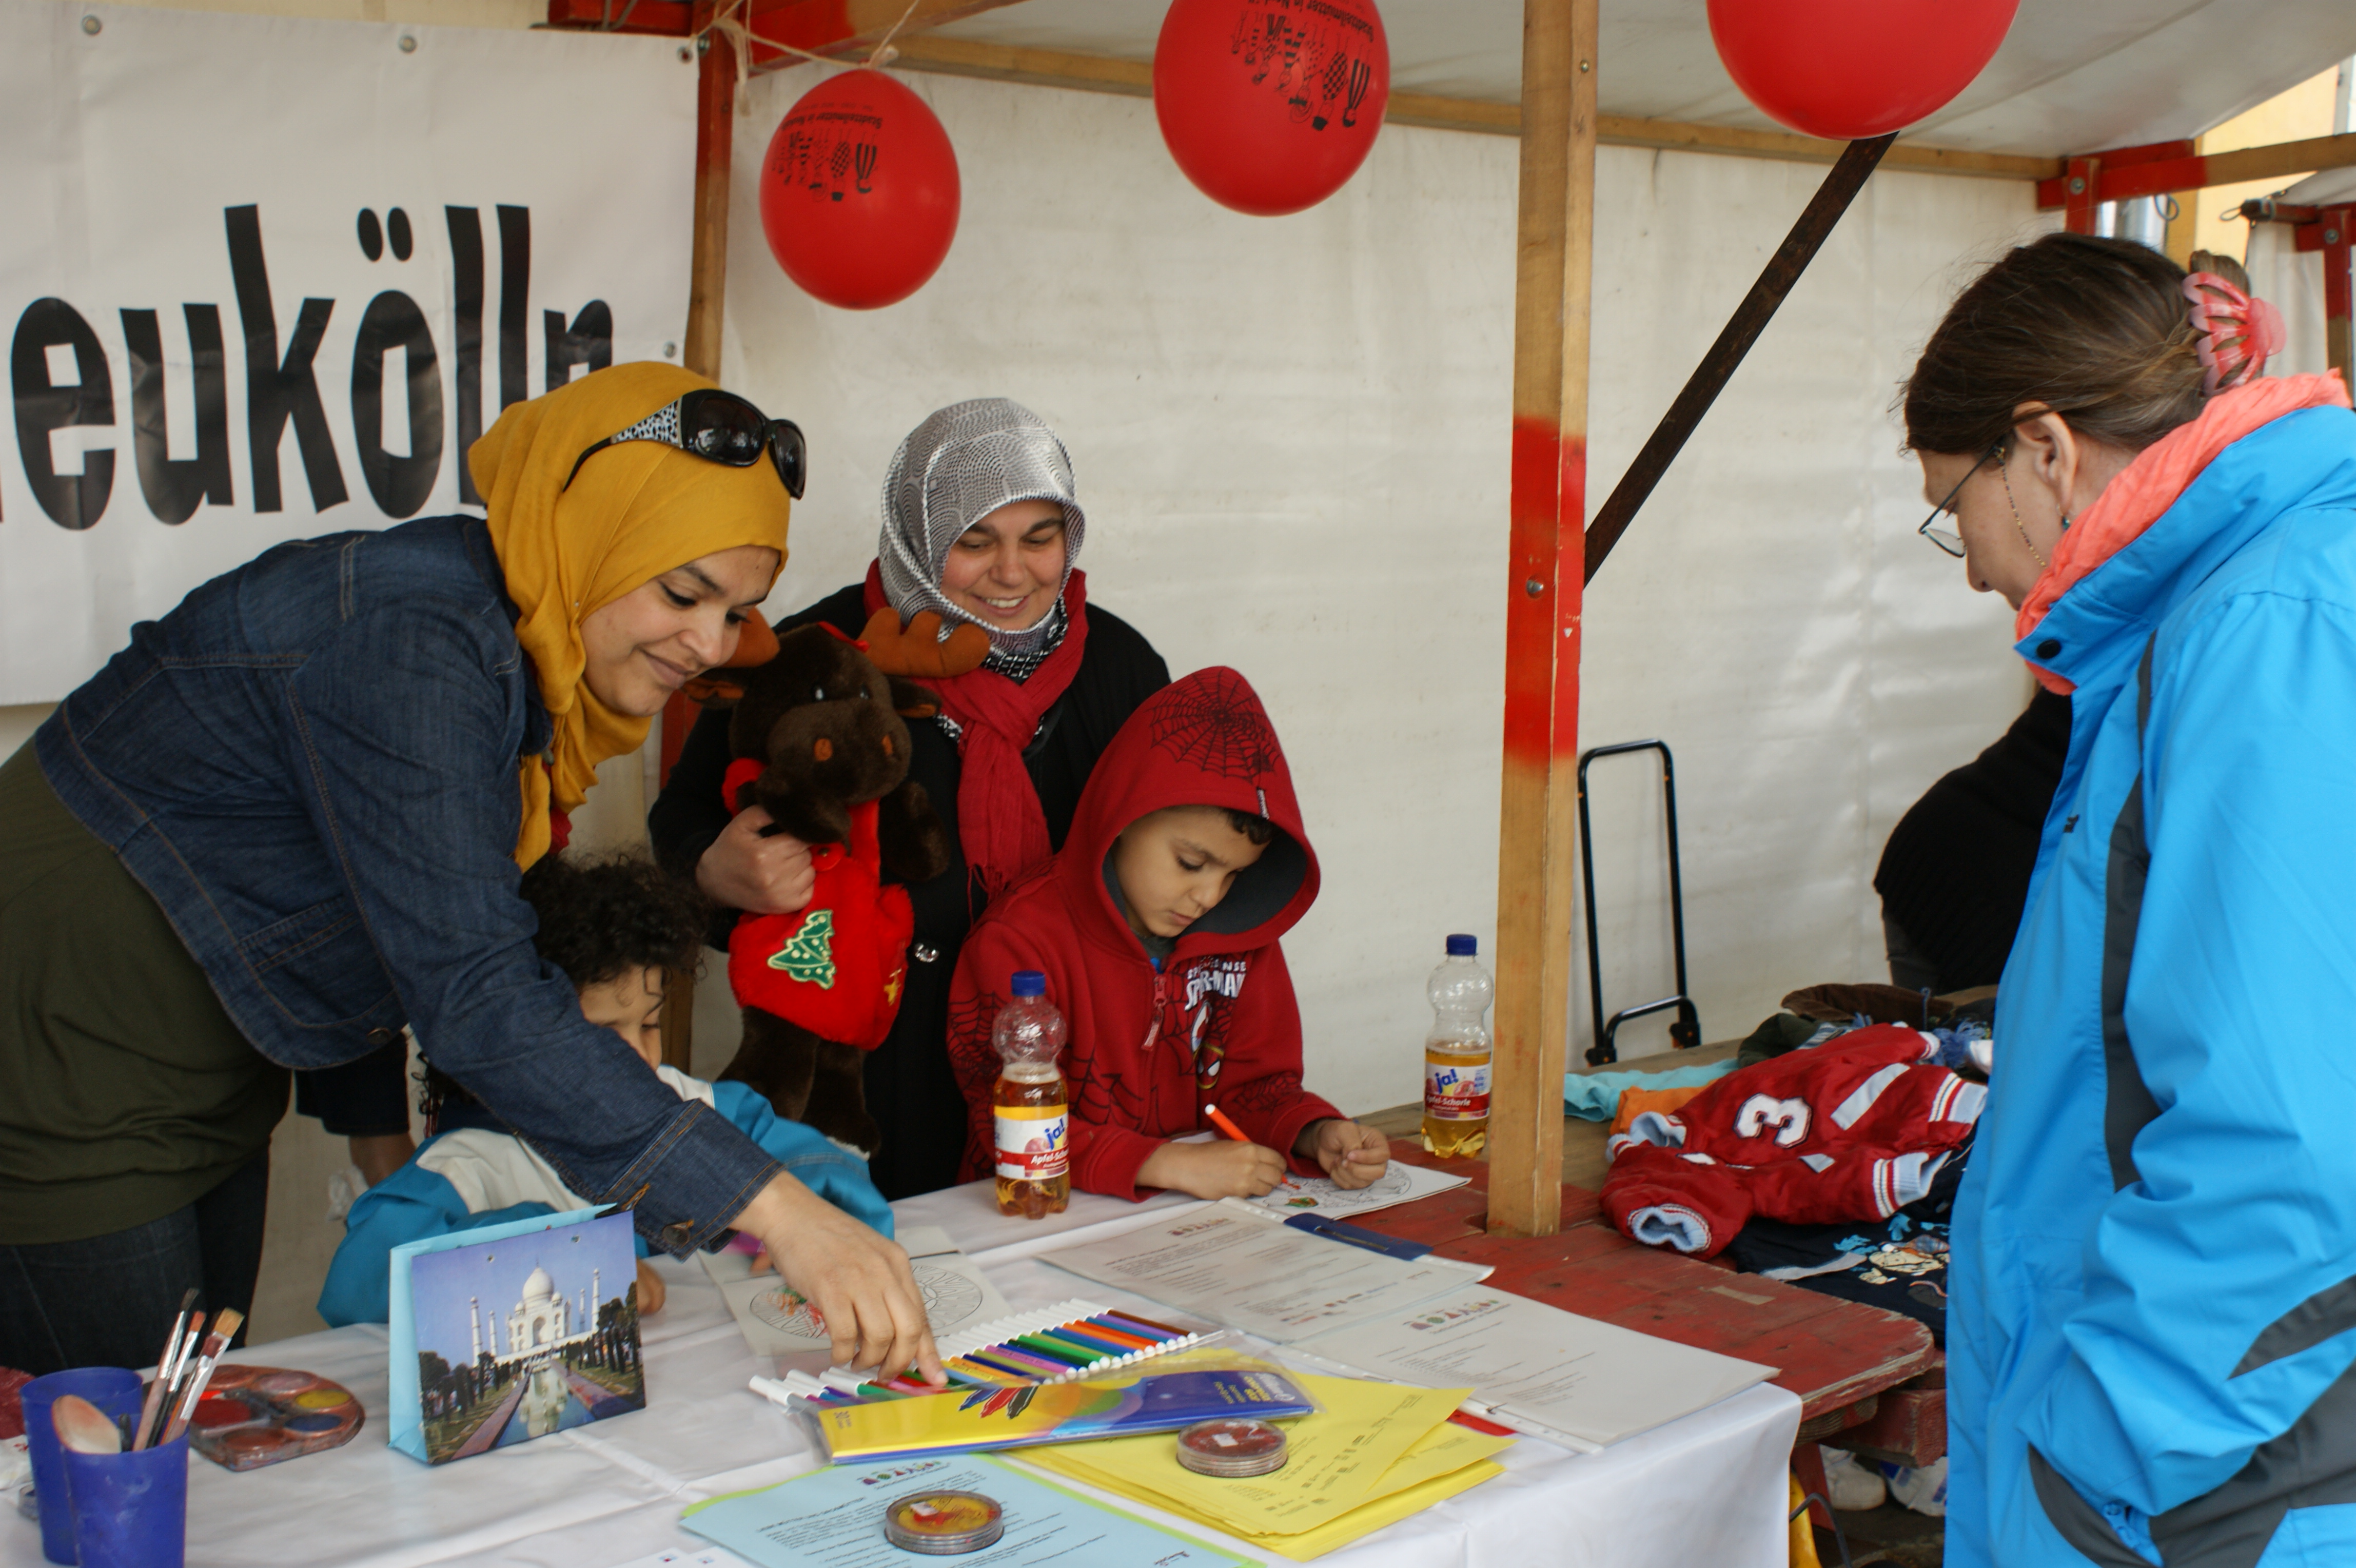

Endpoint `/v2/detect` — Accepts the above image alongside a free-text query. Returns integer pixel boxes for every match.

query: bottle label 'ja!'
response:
[994,1103,1070,1180]
[1425,1059,1491,1120]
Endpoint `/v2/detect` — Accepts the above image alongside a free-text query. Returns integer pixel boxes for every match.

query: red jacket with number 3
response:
[946,668,1342,1199]
[1600,1024,1985,1259]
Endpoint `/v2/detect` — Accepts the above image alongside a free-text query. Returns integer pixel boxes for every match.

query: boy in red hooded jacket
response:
[947,667,1390,1201]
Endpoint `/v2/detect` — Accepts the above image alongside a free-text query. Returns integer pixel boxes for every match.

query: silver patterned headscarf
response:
[878,399,1087,667]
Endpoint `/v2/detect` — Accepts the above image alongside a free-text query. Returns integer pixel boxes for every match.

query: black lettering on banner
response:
[496,204,530,414]
[446,205,485,504]
[350,290,445,519]
[544,301,612,390]
[120,305,233,524]
[10,297,114,530]
[225,204,347,514]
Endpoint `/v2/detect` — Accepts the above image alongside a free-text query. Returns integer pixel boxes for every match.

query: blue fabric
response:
[1948,405,2356,1567]
[1562,1060,1733,1120]
[33,517,778,1256]
[318,1079,893,1326]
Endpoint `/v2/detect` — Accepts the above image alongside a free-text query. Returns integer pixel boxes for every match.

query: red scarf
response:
[862,561,1090,896]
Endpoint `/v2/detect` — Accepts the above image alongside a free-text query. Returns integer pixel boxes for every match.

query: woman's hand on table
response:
[1138,1138,1287,1199]
[633,1259,667,1315]
[1299,1120,1390,1189]
[697,807,817,914]
[733,1171,944,1384]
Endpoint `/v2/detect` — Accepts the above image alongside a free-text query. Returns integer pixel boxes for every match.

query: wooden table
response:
[1354,1134,1944,1523]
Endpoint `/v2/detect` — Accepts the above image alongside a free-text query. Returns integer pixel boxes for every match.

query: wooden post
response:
[2063,154,2100,234]
[661,8,738,1072]
[1487,0,1597,1240]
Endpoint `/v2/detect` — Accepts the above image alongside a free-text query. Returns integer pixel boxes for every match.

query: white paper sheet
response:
[1291,1288,1776,1451]
[704,1226,1012,1358]
[1039,1208,1487,1342]
[1240,1160,1470,1221]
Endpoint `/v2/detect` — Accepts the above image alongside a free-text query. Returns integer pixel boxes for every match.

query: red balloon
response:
[758,69,960,310]
[1153,0,1389,218]
[1706,0,2016,141]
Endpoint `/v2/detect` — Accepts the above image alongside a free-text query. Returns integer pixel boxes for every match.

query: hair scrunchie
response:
[2184,271,2287,396]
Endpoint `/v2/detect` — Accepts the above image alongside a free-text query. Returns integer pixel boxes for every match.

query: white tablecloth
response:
[4,1183,1799,1567]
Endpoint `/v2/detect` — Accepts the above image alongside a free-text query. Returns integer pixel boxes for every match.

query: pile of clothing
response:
[1597,987,1995,1346]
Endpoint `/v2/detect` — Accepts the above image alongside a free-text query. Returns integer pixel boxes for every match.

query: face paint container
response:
[880,1489,1006,1554]
[1176,1417,1289,1478]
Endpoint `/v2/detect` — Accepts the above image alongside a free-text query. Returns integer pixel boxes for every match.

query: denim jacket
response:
[35,516,780,1253]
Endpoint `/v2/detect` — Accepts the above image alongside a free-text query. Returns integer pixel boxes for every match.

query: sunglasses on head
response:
[563,388,807,498]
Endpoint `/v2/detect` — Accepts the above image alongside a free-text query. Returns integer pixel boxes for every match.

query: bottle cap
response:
[1176,1417,1290,1477]
[1445,934,1478,956]
[1010,970,1046,998]
[880,1489,1006,1554]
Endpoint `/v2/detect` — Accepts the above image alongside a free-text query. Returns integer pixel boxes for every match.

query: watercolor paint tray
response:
[185,1364,364,1471]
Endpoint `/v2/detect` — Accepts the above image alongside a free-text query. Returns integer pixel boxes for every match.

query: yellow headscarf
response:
[469,363,791,868]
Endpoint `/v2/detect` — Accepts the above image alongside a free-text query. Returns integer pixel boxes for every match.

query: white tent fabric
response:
[701,67,2049,1092]
[932,0,2356,156]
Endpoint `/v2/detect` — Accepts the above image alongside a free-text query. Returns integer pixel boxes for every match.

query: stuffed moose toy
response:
[696,619,957,1155]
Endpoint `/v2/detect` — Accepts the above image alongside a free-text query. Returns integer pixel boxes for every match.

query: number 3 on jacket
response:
[1734,1094,1811,1147]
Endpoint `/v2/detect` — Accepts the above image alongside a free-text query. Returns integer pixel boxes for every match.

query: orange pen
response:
[1203,1103,1249,1142]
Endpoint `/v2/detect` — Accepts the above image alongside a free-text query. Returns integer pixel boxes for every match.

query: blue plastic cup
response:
[22,1367,144,1565]
[60,1435,188,1568]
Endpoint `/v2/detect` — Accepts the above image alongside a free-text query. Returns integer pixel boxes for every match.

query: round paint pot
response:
[191,1396,257,1429]
[220,1427,294,1459]
[880,1489,1006,1555]
[1176,1417,1289,1478]
[205,1365,260,1390]
[292,1388,351,1410]
[251,1371,314,1395]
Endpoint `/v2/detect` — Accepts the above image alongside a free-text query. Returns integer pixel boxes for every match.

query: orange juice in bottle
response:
[1421,934,1495,1159]
[993,970,1070,1218]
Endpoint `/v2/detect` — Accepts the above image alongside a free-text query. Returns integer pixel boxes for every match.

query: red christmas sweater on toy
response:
[1600,1023,1985,1259]
[946,668,1342,1199]
[722,757,913,1050]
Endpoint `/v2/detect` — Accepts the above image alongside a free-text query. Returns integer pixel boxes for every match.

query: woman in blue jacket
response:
[0,364,938,1385]
[1906,233,2356,1565]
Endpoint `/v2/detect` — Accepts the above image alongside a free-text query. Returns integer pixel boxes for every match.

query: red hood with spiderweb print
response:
[1056,665,1319,962]
[944,667,1339,1199]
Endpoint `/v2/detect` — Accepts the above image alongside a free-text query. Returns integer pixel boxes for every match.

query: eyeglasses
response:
[563,389,807,498]
[1917,442,2005,558]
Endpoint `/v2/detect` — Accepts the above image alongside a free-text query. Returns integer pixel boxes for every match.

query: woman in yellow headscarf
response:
[0,365,943,1385]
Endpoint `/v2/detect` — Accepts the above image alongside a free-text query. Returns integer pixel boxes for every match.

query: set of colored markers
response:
[750,1298,1210,1408]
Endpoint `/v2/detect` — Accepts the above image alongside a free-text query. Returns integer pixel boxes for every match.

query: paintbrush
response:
[51,1394,123,1456]
[132,1288,201,1451]
[160,1306,243,1446]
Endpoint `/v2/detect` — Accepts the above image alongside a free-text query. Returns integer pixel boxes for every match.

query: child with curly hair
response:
[319,852,892,1325]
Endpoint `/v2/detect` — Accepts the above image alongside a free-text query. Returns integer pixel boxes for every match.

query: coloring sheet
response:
[1242,1160,1470,1220]
[705,1226,1012,1359]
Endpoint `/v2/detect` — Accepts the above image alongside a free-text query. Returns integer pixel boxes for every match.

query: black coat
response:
[649,582,1170,1199]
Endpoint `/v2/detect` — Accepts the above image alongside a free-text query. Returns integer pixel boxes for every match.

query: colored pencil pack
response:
[804,1361,1318,1462]
[799,1298,1218,1403]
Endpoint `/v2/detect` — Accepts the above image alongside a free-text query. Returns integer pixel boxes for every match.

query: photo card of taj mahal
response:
[382,1207,647,1466]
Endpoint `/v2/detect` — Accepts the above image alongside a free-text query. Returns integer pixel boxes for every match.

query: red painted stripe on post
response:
[1502,416,1584,767]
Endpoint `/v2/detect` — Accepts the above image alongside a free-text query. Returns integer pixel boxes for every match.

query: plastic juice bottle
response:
[993,970,1071,1218]
[1421,934,1495,1159]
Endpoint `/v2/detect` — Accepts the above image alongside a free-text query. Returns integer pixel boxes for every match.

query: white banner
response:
[0,0,697,702]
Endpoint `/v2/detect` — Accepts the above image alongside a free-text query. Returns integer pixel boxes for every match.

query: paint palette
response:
[183,1365,364,1472]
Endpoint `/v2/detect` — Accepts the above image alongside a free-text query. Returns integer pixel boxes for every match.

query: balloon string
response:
[694,0,925,103]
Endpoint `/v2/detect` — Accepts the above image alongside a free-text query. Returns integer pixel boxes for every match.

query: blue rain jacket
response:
[1949,400,2356,1567]
[319,1074,893,1327]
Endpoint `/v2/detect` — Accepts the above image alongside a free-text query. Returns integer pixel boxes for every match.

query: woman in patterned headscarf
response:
[1,365,938,1385]
[653,398,1171,1199]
